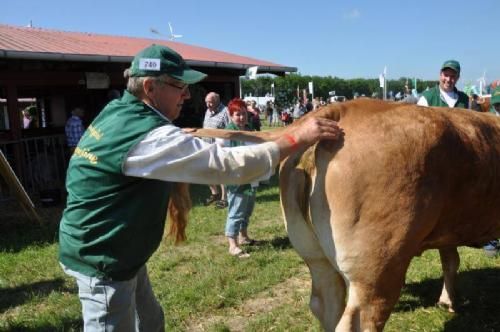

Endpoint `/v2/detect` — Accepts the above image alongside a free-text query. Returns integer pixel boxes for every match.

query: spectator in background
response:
[293,99,306,120]
[266,101,274,126]
[246,100,261,131]
[203,92,229,208]
[305,100,314,114]
[490,86,500,115]
[65,107,85,153]
[281,107,292,126]
[470,94,483,112]
[484,86,500,256]
[417,60,469,108]
[272,104,280,127]
[223,98,258,257]
[22,108,34,129]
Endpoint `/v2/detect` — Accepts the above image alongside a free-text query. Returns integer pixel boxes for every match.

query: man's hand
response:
[276,117,342,160]
[290,117,342,146]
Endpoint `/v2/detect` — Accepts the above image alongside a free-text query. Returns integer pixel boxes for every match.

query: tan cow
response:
[174,98,500,331]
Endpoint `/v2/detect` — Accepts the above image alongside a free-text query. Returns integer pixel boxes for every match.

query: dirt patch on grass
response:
[185,265,311,331]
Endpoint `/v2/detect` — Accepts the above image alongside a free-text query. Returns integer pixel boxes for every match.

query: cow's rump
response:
[308,99,500,249]
[283,99,500,331]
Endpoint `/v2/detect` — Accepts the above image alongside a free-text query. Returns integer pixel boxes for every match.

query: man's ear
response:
[143,78,155,93]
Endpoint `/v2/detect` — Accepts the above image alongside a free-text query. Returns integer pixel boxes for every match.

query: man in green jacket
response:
[417,60,469,108]
[59,44,342,331]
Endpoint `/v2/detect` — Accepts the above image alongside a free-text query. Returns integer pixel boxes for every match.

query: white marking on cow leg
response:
[308,259,346,331]
[438,247,460,312]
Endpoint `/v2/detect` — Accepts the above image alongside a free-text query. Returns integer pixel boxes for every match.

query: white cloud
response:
[344,8,361,19]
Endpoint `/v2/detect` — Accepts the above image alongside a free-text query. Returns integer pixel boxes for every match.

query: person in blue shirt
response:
[65,107,85,153]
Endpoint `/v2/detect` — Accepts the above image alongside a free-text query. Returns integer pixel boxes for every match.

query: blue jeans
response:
[61,264,164,332]
[225,189,256,238]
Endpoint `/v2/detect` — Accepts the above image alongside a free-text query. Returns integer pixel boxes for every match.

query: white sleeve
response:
[417,96,429,107]
[122,124,280,185]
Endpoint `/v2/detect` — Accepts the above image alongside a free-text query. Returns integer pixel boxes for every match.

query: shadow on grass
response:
[244,236,292,251]
[255,192,280,203]
[396,267,500,331]
[4,318,82,332]
[0,278,75,313]
[0,209,61,253]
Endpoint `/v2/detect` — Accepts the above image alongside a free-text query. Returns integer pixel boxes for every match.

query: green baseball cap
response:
[491,86,500,105]
[129,44,207,84]
[441,60,461,75]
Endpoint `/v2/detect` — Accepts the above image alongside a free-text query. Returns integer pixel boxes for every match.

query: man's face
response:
[205,96,219,112]
[148,77,191,120]
[439,68,459,92]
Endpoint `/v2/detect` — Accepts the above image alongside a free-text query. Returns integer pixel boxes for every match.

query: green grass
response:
[0,178,499,331]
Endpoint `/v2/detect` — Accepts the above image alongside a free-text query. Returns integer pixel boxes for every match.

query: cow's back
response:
[299,99,500,253]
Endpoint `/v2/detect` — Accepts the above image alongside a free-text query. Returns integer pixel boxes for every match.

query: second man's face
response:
[439,69,459,92]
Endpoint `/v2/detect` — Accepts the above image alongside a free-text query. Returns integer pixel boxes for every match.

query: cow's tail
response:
[166,182,192,244]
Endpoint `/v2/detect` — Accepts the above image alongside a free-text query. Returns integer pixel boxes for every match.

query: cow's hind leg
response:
[438,247,460,312]
[280,157,346,331]
[335,251,412,332]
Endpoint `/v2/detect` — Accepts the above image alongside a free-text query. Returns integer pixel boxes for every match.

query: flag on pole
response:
[379,74,385,88]
[245,66,258,79]
[308,81,314,95]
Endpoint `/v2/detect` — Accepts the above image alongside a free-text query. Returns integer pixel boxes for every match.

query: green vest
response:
[59,91,171,281]
[421,86,469,108]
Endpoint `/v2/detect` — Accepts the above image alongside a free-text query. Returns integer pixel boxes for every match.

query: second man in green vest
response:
[417,60,469,109]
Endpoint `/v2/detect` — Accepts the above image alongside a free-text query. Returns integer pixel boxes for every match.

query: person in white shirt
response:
[59,44,342,331]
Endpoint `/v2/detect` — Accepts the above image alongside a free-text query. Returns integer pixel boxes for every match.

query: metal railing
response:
[0,135,68,201]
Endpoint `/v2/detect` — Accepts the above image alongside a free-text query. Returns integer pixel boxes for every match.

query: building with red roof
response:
[0,24,295,200]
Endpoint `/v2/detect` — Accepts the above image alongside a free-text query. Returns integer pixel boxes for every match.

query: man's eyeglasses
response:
[157,79,189,93]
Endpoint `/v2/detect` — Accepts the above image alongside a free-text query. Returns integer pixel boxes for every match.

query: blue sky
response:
[2,0,499,87]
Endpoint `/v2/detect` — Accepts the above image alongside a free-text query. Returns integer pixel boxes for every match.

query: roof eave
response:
[0,50,297,74]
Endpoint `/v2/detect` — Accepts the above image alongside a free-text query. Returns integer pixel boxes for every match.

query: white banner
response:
[379,74,385,88]
[245,66,259,80]
[308,81,314,94]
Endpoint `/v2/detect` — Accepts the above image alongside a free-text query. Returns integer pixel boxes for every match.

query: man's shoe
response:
[204,194,220,206]
[215,200,228,209]
[484,240,499,257]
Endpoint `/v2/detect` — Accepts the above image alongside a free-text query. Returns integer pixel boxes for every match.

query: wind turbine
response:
[168,22,183,41]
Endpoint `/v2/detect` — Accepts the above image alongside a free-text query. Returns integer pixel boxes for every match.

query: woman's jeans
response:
[225,189,256,238]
